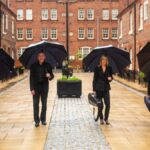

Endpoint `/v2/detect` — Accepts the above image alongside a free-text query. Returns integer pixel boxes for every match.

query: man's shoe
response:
[35,123,39,127]
[100,119,104,125]
[105,120,110,125]
[41,122,47,125]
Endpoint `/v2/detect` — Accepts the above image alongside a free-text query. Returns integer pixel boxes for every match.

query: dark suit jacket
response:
[93,66,113,92]
[148,74,150,95]
[30,62,54,91]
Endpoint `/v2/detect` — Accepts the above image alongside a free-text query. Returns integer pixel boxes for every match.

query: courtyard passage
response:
[0,73,150,150]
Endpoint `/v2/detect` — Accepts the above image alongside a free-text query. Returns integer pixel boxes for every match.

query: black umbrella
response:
[137,42,150,75]
[19,41,67,69]
[83,45,131,74]
[0,48,15,80]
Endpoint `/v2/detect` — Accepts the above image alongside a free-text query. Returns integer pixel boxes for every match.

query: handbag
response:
[144,96,150,112]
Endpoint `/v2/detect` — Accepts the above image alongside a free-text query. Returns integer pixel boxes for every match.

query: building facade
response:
[0,0,17,60]
[118,0,150,71]
[9,0,123,67]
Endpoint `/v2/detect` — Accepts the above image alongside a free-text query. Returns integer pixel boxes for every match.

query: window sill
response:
[102,38,109,40]
[128,31,133,35]
[138,27,143,31]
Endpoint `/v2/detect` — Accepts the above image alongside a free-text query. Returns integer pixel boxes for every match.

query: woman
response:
[93,55,113,125]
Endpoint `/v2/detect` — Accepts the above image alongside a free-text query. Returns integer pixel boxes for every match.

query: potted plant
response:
[57,76,82,98]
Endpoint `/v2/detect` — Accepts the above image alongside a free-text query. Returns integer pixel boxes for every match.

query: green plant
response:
[138,72,145,79]
[59,76,80,81]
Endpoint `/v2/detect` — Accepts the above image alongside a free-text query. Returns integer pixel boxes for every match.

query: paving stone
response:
[44,97,111,150]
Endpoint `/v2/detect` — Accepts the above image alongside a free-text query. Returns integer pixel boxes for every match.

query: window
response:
[78,28,85,39]
[112,9,118,20]
[102,9,109,20]
[26,28,33,40]
[51,9,57,20]
[78,9,85,20]
[2,14,6,34]
[41,9,48,20]
[87,28,94,39]
[102,28,109,39]
[139,5,143,30]
[87,9,94,20]
[41,28,48,39]
[18,47,26,58]
[119,19,122,38]
[51,28,57,39]
[129,49,133,70]
[112,28,118,39]
[12,20,15,35]
[26,9,32,20]
[144,0,148,20]
[17,28,23,40]
[129,12,133,34]
[17,9,23,20]
[6,15,8,29]
[79,47,92,59]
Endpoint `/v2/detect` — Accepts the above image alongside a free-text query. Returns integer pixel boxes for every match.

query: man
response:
[30,52,54,127]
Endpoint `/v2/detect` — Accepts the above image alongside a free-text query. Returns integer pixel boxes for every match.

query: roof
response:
[0,1,16,17]
[118,0,139,18]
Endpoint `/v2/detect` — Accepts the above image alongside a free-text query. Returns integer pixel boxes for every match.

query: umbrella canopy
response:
[83,45,131,74]
[137,42,150,75]
[0,48,15,80]
[19,41,67,69]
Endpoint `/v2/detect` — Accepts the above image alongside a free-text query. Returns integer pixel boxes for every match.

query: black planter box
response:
[57,80,82,98]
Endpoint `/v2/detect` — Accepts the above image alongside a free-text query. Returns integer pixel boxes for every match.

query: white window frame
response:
[17,28,23,40]
[2,14,6,34]
[50,9,57,20]
[41,9,48,20]
[79,47,92,59]
[12,20,15,35]
[87,9,94,20]
[112,28,118,39]
[129,12,133,34]
[139,5,143,31]
[112,9,118,20]
[129,49,133,70]
[78,9,85,20]
[41,28,48,39]
[18,47,26,58]
[87,28,94,39]
[144,0,148,20]
[26,9,33,20]
[26,28,33,40]
[51,28,57,39]
[102,28,109,39]
[17,9,23,20]
[102,9,109,20]
[78,28,85,39]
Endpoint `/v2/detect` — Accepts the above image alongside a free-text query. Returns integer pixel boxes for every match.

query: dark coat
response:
[30,62,54,91]
[93,66,113,92]
[148,74,150,96]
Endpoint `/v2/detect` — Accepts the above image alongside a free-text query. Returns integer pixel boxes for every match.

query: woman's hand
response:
[107,77,112,81]
[31,90,35,96]
[46,73,51,78]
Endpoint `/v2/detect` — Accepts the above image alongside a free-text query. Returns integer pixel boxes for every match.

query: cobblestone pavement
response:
[44,97,111,150]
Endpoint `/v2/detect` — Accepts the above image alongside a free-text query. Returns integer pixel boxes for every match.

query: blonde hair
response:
[100,55,109,66]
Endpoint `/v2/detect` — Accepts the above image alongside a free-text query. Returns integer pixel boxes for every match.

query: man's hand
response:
[31,90,35,96]
[107,77,112,81]
[46,73,51,79]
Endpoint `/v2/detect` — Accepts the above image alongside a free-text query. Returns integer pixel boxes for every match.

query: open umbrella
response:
[137,42,150,75]
[0,48,15,80]
[83,45,131,74]
[19,41,67,69]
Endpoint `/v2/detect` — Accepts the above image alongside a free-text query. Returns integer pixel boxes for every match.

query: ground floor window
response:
[79,47,92,59]
[18,47,26,58]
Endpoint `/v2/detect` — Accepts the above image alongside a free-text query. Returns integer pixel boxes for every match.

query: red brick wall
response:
[9,0,123,67]
[118,0,150,71]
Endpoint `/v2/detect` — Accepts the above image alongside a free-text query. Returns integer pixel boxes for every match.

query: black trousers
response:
[96,91,110,121]
[33,83,48,123]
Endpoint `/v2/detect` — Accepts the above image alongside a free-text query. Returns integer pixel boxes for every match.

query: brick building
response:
[9,0,123,67]
[118,0,150,71]
[0,0,17,60]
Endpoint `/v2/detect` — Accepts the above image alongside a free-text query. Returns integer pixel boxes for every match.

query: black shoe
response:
[41,122,47,125]
[35,123,39,127]
[100,119,104,125]
[105,120,110,125]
